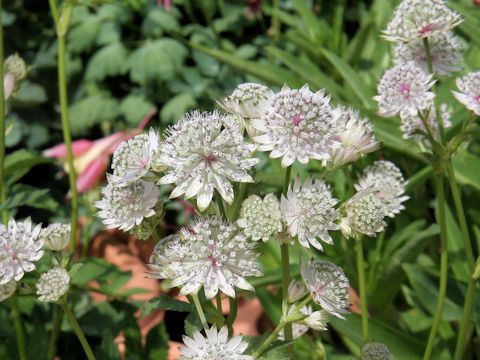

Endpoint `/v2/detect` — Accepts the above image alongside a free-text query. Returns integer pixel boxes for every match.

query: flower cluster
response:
[36,267,70,303]
[452,72,480,116]
[237,194,282,241]
[4,53,27,100]
[361,341,394,360]
[40,223,71,251]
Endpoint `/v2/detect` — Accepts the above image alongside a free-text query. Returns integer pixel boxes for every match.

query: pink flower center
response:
[1,244,17,260]
[291,114,302,127]
[419,23,436,36]
[202,153,217,164]
[474,94,480,102]
[398,83,411,98]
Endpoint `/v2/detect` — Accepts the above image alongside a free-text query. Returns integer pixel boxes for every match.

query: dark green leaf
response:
[142,295,193,317]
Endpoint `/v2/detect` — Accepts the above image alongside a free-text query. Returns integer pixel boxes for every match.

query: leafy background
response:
[1,0,480,359]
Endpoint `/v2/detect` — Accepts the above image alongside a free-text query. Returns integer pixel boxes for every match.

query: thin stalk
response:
[423,177,448,360]
[271,0,281,41]
[226,296,237,335]
[215,193,227,220]
[229,182,248,222]
[355,235,368,343]
[191,293,209,332]
[215,293,224,326]
[297,294,312,309]
[0,0,8,225]
[252,321,286,358]
[10,293,27,360]
[454,275,477,360]
[47,306,63,360]
[61,304,96,360]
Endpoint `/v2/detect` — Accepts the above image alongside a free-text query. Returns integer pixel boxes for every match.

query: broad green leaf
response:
[452,150,480,192]
[142,295,193,317]
[144,321,169,359]
[0,185,58,212]
[69,94,120,134]
[256,287,282,324]
[96,21,121,45]
[11,81,47,107]
[68,15,101,53]
[4,150,50,184]
[119,94,155,126]
[85,42,129,81]
[192,50,221,77]
[160,93,196,124]
[142,8,180,36]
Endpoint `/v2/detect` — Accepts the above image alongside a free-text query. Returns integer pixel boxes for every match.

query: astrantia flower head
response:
[237,193,282,241]
[157,110,259,211]
[0,218,43,284]
[361,341,394,360]
[281,177,339,251]
[400,103,452,142]
[111,128,159,185]
[218,82,273,120]
[300,258,350,319]
[452,72,480,115]
[180,325,253,360]
[341,191,387,238]
[96,176,160,231]
[355,161,409,218]
[148,216,262,299]
[374,62,435,119]
[36,267,70,302]
[394,32,463,75]
[383,0,462,43]
[329,107,381,167]
[40,223,70,251]
[0,279,16,302]
[253,84,339,167]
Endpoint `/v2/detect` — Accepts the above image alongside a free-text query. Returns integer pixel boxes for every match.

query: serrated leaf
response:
[128,39,187,85]
[85,42,129,81]
[160,93,196,124]
[119,94,155,126]
[68,15,101,53]
[142,8,180,36]
[142,295,193,317]
[69,94,120,134]
[96,21,121,45]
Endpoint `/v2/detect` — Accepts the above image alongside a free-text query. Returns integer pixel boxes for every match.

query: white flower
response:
[393,32,463,76]
[36,267,70,302]
[452,72,480,116]
[301,258,350,319]
[304,309,330,331]
[0,279,17,302]
[96,176,160,231]
[237,194,282,241]
[383,0,462,43]
[40,223,70,251]
[148,217,262,299]
[281,177,339,251]
[329,107,381,167]
[374,62,435,119]
[361,341,394,360]
[253,84,339,167]
[0,218,43,284]
[355,161,409,218]
[218,82,273,119]
[278,305,313,340]
[180,325,253,360]
[129,203,165,240]
[111,128,159,185]
[342,191,387,238]
[288,279,308,303]
[400,103,452,142]
[157,111,259,211]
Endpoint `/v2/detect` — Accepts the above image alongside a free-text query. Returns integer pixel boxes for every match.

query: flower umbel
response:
[218,82,273,120]
[36,267,70,302]
[237,194,282,241]
[0,218,43,284]
[253,84,339,167]
[342,191,387,238]
[281,177,339,251]
[180,325,253,360]
[40,223,71,251]
[157,111,259,211]
[452,72,480,116]
[148,217,262,299]
[301,258,350,319]
[361,341,394,360]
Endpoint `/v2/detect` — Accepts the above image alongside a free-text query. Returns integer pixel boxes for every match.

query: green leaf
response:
[452,150,480,192]
[128,39,187,85]
[144,321,169,359]
[142,8,180,36]
[85,42,129,81]
[119,94,155,126]
[68,15,101,53]
[0,185,58,212]
[11,81,47,107]
[256,287,282,324]
[4,150,50,184]
[69,94,120,134]
[141,295,193,317]
[193,50,221,77]
[160,93,196,124]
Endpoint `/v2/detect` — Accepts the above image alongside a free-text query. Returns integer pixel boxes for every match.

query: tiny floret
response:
[0,279,17,302]
[0,218,43,284]
[36,267,70,302]
[96,176,160,231]
[281,177,339,251]
[304,309,330,331]
[148,217,262,299]
[452,72,480,116]
[361,341,394,360]
[40,223,70,251]
[180,325,253,360]
[157,110,259,211]
[237,194,282,241]
[342,191,387,238]
[253,84,339,167]
[374,62,435,119]
[301,258,350,319]
[383,0,462,43]
[218,82,273,119]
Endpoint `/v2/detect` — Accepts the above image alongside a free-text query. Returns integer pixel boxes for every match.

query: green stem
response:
[10,293,27,360]
[0,0,8,225]
[355,235,368,343]
[423,176,448,360]
[215,293,224,326]
[61,304,96,360]
[226,295,237,335]
[271,0,281,41]
[297,294,312,309]
[47,306,63,360]
[215,193,227,220]
[253,321,286,358]
[191,293,209,332]
[454,275,477,360]
[229,182,248,222]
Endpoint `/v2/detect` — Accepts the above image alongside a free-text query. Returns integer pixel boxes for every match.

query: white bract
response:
[301,258,350,319]
[40,223,70,251]
[253,84,339,167]
[304,309,330,331]
[96,176,160,231]
[36,267,70,302]
[383,0,462,43]
[0,218,43,284]
[374,62,435,119]
[180,326,253,360]
[148,217,262,299]
[452,72,480,116]
[281,177,339,251]
[157,110,259,211]
[237,193,282,241]
[288,279,308,303]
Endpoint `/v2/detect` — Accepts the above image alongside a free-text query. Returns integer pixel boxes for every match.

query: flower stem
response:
[423,176,448,360]
[0,0,8,225]
[47,306,63,360]
[355,235,369,343]
[61,303,96,360]
[215,293,224,326]
[226,295,237,335]
[229,182,248,222]
[454,274,477,360]
[253,321,286,358]
[10,293,27,360]
[191,293,209,332]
